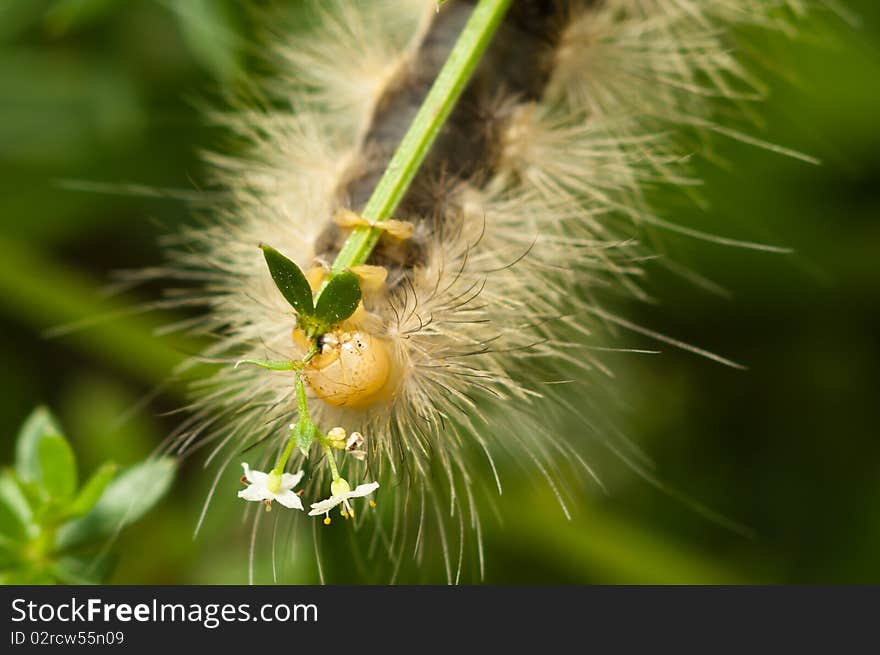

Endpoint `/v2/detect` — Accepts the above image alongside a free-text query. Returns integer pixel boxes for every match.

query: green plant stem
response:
[294,372,310,421]
[272,437,297,477]
[323,446,340,480]
[327,0,512,278]
[273,373,312,474]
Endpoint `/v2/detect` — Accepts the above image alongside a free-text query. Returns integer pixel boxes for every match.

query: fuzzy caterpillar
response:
[157,0,818,583]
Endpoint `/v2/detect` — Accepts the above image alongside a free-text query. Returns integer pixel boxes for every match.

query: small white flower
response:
[308,477,378,521]
[238,463,304,510]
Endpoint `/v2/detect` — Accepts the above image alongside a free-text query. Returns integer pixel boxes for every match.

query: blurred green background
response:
[1,0,878,584]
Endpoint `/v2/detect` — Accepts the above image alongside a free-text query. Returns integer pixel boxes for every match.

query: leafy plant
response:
[247,245,363,462]
[260,244,361,339]
[0,407,174,584]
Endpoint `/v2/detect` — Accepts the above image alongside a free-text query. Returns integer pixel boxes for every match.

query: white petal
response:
[280,470,304,490]
[349,482,379,498]
[238,485,270,502]
[242,463,268,486]
[308,495,343,516]
[273,490,304,510]
[250,471,269,485]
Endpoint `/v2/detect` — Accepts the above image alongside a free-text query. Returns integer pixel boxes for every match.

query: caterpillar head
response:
[294,327,393,409]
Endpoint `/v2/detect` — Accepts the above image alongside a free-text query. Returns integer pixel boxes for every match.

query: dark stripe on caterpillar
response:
[315,1,571,284]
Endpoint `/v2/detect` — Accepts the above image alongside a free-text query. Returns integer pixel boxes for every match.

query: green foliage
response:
[260,244,362,338]
[37,434,77,500]
[15,406,62,484]
[313,271,362,328]
[56,458,175,550]
[253,246,363,460]
[67,462,117,517]
[0,407,174,584]
[260,244,315,320]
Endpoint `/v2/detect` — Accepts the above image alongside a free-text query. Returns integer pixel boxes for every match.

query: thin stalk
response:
[323,445,340,480]
[327,0,512,277]
[273,373,312,474]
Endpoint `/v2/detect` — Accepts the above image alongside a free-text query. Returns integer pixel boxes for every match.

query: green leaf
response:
[55,457,175,550]
[313,271,361,328]
[260,244,314,318]
[67,462,117,517]
[0,471,34,530]
[37,433,78,500]
[15,406,63,483]
[0,471,30,541]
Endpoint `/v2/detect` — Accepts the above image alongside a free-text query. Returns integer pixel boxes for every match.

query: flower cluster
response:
[238,427,378,524]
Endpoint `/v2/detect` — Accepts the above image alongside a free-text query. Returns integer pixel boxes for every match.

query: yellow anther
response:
[264,500,272,512]
[369,500,376,508]
[323,516,331,526]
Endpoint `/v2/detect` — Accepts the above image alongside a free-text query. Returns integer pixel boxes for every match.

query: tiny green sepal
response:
[235,359,300,371]
[314,271,361,328]
[293,420,318,457]
[260,244,315,318]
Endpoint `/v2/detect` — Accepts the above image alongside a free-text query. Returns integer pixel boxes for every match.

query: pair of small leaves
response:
[14,409,118,520]
[0,406,175,583]
[260,244,361,337]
